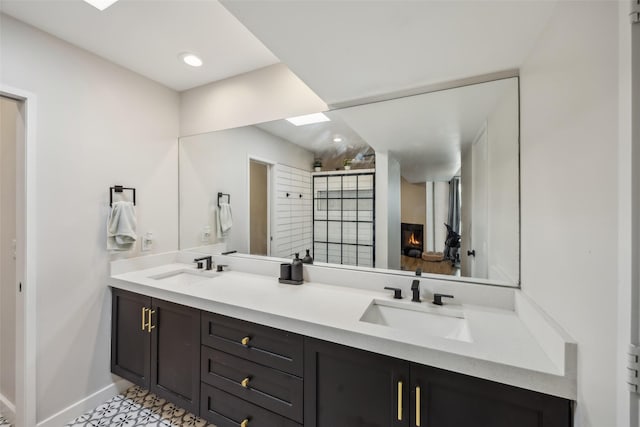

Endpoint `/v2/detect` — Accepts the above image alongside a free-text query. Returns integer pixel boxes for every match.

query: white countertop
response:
[110,256,576,400]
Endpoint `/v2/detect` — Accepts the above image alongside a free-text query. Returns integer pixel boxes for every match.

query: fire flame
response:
[408,232,420,245]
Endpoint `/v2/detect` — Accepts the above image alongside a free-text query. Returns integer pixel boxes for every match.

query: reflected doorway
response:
[249,159,271,256]
[0,95,19,425]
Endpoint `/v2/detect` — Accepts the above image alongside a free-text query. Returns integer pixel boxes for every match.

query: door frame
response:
[0,85,37,427]
[469,122,489,279]
[617,2,640,425]
[247,156,275,256]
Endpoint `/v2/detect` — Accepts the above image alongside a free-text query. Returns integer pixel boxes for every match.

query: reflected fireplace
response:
[401,223,424,258]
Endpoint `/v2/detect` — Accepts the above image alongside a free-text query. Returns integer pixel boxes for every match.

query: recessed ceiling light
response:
[179,53,203,67]
[333,136,343,143]
[83,0,119,11]
[286,113,330,126]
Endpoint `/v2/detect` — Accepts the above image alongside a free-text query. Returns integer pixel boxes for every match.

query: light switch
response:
[142,232,153,251]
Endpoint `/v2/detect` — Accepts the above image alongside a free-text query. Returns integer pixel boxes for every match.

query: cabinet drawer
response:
[202,312,303,376]
[201,347,303,422]
[201,383,301,427]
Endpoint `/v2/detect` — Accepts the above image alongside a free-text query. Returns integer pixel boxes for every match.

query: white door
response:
[470,127,489,279]
[631,9,640,427]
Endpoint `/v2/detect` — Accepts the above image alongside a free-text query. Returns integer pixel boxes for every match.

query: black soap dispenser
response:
[291,253,303,282]
[302,249,313,264]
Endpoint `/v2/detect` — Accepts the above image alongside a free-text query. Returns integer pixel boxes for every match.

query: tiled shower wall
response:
[272,164,313,259]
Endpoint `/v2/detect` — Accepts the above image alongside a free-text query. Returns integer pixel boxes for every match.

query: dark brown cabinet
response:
[200,312,304,426]
[201,383,300,427]
[111,289,151,387]
[304,338,571,427]
[201,347,304,422]
[410,364,571,427]
[111,289,200,414]
[304,338,410,427]
[150,298,201,414]
[202,311,304,376]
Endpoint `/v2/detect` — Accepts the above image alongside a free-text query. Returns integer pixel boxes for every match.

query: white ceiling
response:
[254,78,516,183]
[255,114,370,158]
[334,78,516,182]
[222,0,557,105]
[0,0,280,91]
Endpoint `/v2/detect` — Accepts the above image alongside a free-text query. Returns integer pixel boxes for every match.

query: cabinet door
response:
[111,288,151,388]
[150,299,201,415]
[410,364,571,427]
[305,338,410,427]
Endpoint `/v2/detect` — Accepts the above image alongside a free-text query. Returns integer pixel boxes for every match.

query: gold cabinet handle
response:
[141,307,147,331]
[241,377,250,388]
[241,336,250,346]
[240,419,249,427]
[147,309,156,333]
[397,380,403,421]
[416,386,421,426]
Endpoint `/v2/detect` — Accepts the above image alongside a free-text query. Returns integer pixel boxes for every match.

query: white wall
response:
[519,2,619,426]
[375,152,400,269]
[432,181,449,253]
[487,82,519,283]
[180,63,327,136]
[0,14,180,423]
[179,126,313,252]
[0,97,18,408]
[387,156,401,270]
[425,180,449,255]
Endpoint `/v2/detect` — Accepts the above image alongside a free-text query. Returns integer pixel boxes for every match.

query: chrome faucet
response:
[411,279,421,302]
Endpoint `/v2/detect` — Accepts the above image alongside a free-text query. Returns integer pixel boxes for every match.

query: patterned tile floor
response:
[0,412,10,427]
[65,386,215,427]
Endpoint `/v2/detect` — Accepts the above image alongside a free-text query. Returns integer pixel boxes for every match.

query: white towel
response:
[217,202,233,239]
[107,201,137,251]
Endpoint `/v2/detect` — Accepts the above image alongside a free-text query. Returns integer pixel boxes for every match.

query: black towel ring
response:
[110,185,136,207]
[217,192,230,207]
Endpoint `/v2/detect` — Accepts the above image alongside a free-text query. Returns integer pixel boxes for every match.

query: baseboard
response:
[0,393,16,425]
[37,379,132,427]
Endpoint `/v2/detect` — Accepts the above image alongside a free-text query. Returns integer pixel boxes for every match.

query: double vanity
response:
[109,251,576,427]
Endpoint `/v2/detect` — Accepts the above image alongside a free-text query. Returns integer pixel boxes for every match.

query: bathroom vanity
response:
[109,252,575,427]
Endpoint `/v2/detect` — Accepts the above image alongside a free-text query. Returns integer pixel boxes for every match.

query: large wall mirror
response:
[179,77,520,286]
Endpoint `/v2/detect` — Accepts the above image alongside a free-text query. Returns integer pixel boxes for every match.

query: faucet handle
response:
[411,279,421,302]
[432,293,454,306]
[216,264,229,272]
[384,286,403,299]
[194,256,213,270]
[415,268,422,276]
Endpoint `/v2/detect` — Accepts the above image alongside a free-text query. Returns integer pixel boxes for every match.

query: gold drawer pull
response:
[241,377,250,388]
[416,386,421,426]
[241,336,250,346]
[240,418,249,427]
[141,307,147,331]
[397,380,403,421]
[147,309,156,333]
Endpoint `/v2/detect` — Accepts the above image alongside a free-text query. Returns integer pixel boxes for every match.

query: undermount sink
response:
[149,268,218,285]
[360,299,473,342]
